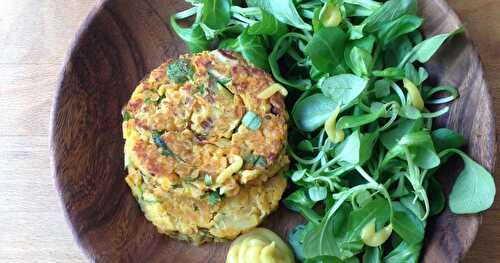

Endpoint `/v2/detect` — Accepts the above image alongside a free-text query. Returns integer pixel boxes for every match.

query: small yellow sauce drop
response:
[226,228,295,263]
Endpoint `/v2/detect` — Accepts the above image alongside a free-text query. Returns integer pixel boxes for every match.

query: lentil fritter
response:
[123,50,289,243]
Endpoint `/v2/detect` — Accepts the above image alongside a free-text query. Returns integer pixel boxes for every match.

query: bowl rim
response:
[48,0,497,261]
[49,0,107,260]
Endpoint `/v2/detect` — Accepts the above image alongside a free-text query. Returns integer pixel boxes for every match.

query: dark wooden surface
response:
[15,0,495,262]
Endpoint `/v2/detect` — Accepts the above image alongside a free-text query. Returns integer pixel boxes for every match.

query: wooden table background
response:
[0,0,498,262]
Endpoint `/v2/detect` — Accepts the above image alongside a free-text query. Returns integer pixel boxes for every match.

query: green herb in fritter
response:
[122,111,132,122]
[167,58,194,83]
[208,190,221,205]
[196,84,207,96]
[152,131,175,157]
[204,172,213,186]
[244,154,268,168]
[242,111,262,130]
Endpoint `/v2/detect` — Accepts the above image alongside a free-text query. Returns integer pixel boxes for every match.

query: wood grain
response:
[0,1,94,262]
[1,0,500,262]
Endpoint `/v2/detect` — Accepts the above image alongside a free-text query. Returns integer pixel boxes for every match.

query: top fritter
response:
[123,50,289,200]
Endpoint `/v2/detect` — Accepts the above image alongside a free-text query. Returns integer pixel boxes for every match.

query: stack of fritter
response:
[122,50,289,244]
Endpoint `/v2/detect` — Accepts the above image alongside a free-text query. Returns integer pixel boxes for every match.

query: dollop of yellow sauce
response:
[226,228,295,263]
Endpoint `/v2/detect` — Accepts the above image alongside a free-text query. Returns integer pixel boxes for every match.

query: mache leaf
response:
[246,0,311,30]
[442,149,496,214]
[170,17,210,53]
[201,0,231,29]
[293,93,339,132]
[305,27,348,73]
[320,74,368,106]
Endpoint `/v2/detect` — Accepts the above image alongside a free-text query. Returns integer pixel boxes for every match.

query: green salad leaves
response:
[171,0,495,261]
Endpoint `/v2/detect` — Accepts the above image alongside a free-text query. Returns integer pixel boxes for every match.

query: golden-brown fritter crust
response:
[123,50,289,198]
[123,50,289,243]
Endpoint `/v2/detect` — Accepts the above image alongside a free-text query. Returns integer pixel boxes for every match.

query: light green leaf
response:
[170,18,210,52]
[443,149,496,214]
[399,27,463,67]
[293,94,338,132]
[362,0,417,33]
[246,0,312,30]
[248,9,288,35]
[320,74,368,106]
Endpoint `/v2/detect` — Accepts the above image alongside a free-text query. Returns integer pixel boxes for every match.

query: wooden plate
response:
[50,0,496,262]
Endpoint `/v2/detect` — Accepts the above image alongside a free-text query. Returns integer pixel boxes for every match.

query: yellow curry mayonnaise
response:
[226,228,295,263]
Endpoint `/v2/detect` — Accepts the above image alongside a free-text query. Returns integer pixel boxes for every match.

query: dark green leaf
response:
[339,198,391,254]
[221,31,270,70]
[418,67,429,84]
[380,118,424,150]
[377,15,423,46]
[400,195,425,219]
[372,67,405,79]
[344,0,381,15]
[298,140,315,152]
[410,145,441,170]
[284,189,322,223]
[403,63,420,85]
[352,34,377,53]
[384,131,440,169]
[431,128,465,152]
[337,106,386,129]
[303,220,341,258]
[306,256,361,263]
[428,176,445,216]
[305,27,348,73]
[384,35,413,67]
[303,204,350,258]
[362,246,381,263]
[269,32,312,89]
[384,241,421,263]
[392,202,425,244]
[373,79,391,98]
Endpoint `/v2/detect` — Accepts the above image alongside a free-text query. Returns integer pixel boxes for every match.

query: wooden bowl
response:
[50,0,496,262]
